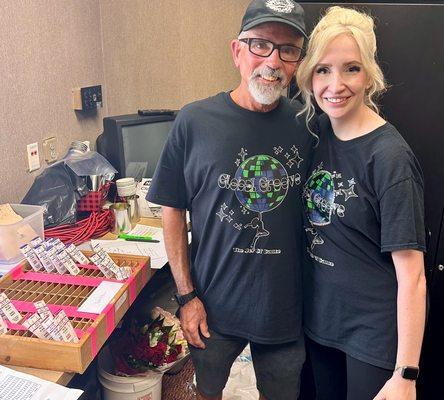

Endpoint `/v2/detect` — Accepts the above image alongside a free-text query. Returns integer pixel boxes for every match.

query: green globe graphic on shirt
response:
[235,155,288,213]
[305,170,335,225]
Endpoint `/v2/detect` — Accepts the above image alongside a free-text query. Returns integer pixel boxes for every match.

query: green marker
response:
[118,234,159,243]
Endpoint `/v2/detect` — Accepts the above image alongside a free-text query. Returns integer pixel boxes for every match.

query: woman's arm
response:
[374,249,426,400]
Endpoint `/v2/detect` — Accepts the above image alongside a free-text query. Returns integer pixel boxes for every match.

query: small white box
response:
[0,204,44,265]
[136,179,162,218]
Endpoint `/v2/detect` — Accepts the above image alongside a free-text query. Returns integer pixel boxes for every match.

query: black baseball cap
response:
[240,0,307,39]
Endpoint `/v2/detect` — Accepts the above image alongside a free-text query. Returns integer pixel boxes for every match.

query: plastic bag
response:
[21,162,82,227]
[65,151,116,177]
[22,144,116,227]
[224,345,259,400]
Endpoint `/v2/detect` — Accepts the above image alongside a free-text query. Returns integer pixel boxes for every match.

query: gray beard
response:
[248,69,287,105]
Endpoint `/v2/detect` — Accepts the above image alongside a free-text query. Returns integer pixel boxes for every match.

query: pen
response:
[123,238,160,243]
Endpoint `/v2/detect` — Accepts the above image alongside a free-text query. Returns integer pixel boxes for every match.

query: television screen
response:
[121,120,173,180]
[97,113,176,181]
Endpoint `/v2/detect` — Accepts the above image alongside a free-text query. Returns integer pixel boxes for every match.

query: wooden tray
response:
[0,252,151,373]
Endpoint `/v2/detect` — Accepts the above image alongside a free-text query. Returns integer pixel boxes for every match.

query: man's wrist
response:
[175,279,194,295]
[174,289,197,307]
[177,287,194,295]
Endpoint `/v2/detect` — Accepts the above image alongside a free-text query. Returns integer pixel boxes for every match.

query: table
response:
[3,217,164,384]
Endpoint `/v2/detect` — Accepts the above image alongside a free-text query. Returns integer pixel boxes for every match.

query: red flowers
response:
[111,308,188,375]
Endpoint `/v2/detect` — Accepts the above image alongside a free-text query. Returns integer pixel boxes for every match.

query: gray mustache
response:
[251,67,285,81]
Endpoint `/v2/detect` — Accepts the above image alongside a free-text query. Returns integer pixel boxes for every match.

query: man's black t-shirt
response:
[148,92,314,344]
[303,116,425,368]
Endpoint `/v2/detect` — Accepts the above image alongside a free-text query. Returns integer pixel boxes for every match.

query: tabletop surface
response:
[2,216,163,385]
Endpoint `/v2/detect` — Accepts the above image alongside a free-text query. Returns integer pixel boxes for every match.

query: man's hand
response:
[373,375,416,400]
[180,297,210,349]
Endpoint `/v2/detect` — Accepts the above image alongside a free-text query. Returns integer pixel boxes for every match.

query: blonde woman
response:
[296,7,426,400]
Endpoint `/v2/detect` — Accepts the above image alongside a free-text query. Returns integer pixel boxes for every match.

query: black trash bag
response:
[22,162,88,228]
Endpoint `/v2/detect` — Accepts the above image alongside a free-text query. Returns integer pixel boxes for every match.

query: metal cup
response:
[87,175,105,191]
[110,203,131,234]
[126,195,139,223]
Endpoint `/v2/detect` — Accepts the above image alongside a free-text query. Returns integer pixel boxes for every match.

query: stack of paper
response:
[0,365,83,400]
[91,225,168,269]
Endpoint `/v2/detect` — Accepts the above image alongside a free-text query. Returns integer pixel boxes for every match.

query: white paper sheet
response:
[91,225,168,269]
[0,365,83,400]
[128,225,163,238]
[129,224,191,242]
[90,239,168,269]
[89,225,192,269]
[77,281,124,314]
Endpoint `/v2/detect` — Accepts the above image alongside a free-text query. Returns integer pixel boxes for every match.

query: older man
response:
[147,1,313,399]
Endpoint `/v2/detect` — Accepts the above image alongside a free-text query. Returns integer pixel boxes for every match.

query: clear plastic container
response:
[0,204,44,265]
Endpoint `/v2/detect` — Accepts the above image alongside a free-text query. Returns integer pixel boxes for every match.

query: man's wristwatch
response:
[394,365,420,380]
[174,290,197,307]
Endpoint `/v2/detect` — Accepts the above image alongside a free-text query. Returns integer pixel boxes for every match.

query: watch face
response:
[402,367,419,380]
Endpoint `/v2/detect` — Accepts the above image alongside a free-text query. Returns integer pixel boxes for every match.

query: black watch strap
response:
[395,366,420,381]
[174,290,197,307]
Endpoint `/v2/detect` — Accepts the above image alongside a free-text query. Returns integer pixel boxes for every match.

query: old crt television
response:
[96,113,176,180]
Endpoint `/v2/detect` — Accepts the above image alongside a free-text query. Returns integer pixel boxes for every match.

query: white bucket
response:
[98,346,163,400]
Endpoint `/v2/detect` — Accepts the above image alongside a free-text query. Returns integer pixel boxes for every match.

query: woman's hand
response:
[373,374,416,400]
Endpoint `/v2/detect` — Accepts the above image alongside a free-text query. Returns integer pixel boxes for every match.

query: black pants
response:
[306,336,393,400]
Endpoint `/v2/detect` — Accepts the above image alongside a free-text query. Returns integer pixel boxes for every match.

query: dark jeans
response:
[189,329,305,399]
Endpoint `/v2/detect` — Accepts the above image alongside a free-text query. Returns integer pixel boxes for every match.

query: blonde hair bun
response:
[311,6,377,57]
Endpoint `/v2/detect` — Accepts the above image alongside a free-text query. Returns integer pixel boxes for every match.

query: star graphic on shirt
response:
[288,150,303,169]
[216,206,228,221]
[348,178,356,186]
[342,185,358,201]
[273,146,283,155]
[240,206,250,215]
[338,182,344,188]
[238,148,248,161]
[235,158,241,167]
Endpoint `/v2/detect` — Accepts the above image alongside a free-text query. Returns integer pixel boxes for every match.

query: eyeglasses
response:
[238,38,304,63]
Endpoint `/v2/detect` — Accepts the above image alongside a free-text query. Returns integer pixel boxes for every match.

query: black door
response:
[296,2,444,399]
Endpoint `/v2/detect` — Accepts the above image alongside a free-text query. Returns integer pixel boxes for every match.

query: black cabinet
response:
[297,3,444,399]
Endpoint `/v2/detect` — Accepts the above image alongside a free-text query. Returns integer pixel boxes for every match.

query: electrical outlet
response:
[72,85,102,111]
[43,137,58,163]
[26,142,40,172]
